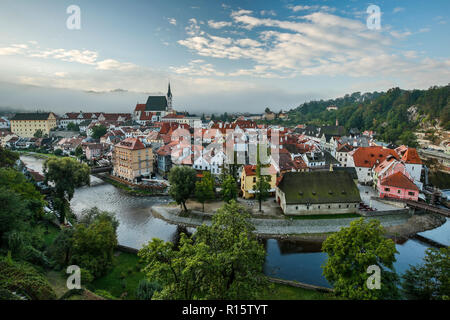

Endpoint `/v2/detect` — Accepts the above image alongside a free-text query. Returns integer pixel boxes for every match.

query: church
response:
[133,83,174,124]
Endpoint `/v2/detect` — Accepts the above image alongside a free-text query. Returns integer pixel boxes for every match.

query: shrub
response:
[135,280,162,300]
[94,290,116,300]
[0,258,56,300]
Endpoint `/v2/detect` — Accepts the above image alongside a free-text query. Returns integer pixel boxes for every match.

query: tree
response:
[0,147,19,168]
[43,157,90,223]
[168,166,196,212]
[401,247,450,300]
[53,149,63,156]
[253,162,271,212]
[195,171,215,212]
[221,174,237,203]
[74,145,83,158]
[70,208,118,278]
[322,218,400,300]
[67,122,80,132]
[34,129,43,138]
[138,200,266,300]
[91,125,107,139]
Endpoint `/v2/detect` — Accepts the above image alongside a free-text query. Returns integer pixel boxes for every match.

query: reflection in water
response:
[71,183,175,249]
[19,154,450,287]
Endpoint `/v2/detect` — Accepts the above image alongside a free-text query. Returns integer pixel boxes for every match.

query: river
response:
[21,155,449,288]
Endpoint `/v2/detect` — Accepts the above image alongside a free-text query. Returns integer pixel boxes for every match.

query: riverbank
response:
[151,205,446,242]
[96,174,168,196]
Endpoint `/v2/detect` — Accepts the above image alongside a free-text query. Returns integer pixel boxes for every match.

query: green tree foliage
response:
[67,122,80,132]
[91,125,107,139]
[168,166,196,212]
[221,174,238,202]
[136,279,162,300]
[46,228,74,267]
[74,145,83,158]
[0,257,56,300]
[0,146,19,168]
[195,171,215,212]
[70,208,119,278]
[43,157,90,222]
[322,218,400,300]
[284,85,449,144]
[138,200,266,300]
[53,149,63,156]
[401,247,450,300]
[33,129,43,138]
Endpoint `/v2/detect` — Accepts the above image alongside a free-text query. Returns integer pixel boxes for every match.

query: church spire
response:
[167,82,172,98]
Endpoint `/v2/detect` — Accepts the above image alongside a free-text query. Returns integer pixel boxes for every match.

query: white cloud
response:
[96,59,138,71]
[170,59,225,76]
[185,18,205,36]
[260,10,276,16]
[393,7,404,14]
[168,18,177,26]
[207,20,232,29]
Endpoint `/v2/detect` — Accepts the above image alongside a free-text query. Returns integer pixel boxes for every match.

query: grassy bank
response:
[88,251,145,300]
[258,282,335,300]
[101,176,161,196]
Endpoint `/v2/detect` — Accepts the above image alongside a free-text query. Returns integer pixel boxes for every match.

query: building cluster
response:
[1,83,426,215]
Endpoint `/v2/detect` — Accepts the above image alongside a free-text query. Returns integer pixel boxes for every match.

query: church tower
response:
[167,82,173,112]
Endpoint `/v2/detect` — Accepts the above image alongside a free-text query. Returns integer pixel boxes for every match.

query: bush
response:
[135,280,162,300]
[94,289,116,300]
[0,258,56,300]
[81,268,94,284]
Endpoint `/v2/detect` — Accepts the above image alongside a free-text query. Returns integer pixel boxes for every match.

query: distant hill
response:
[282,85,450,146]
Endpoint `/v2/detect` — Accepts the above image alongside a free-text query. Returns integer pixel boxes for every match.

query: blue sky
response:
[0,0,448,114]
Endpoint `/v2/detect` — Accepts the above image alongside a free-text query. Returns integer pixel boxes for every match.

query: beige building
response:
[240,164,277,199]
[10,112,57,138]
[113,137,153,182]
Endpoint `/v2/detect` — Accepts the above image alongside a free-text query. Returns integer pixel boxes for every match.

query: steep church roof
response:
[145,96,168,111]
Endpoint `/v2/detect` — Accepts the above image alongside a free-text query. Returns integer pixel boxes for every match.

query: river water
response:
[21,155,449,288]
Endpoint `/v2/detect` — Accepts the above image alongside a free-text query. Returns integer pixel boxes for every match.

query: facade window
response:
[408,191,415,196]
[398,190,401,194]
[338,205,341,208]
[384,188,390,192]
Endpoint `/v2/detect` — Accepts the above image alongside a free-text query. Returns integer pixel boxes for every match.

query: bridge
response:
[404,200,450,217]
[90,166,112,174]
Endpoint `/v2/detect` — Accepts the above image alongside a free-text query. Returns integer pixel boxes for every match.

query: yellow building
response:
[240,164,277,199]
[10,112,57,138]
[113,137,153,182]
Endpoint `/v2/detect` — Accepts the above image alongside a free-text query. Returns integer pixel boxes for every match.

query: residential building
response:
[113,138,153,182]
[378,171,419,201]
[348,146,399,184]
[10,112,57,138]
[240,164,277,199]
[133,83,173,124]
[85,143,104,161]
[276,171,361,215]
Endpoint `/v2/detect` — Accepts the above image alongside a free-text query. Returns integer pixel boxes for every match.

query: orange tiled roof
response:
[380,171,418,191]
[115,137,145,150]
[351,146,399,168]
[401,148,422,164]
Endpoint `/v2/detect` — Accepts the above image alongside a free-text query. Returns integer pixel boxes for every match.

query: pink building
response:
[86,143,103,160]
[378,171,419,201]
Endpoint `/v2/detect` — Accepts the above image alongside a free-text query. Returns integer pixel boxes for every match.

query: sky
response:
[0,0,449,115]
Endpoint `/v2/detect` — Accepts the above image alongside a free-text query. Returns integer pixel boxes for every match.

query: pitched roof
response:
[351,146,399,168]
[243,164,276,176]
[145,96,168,111]
[277,171,361,205]
[115,137,146,150]
[401,148,422,164]
[380,171,418,191]
[11,112,53,121]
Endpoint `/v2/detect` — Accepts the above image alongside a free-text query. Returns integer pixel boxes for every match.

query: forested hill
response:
[285,85,450,145]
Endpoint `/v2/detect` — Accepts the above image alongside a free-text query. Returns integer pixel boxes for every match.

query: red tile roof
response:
[243,164,276,176]
[351,146,399,168]
[401,148,422,164]
[380,171,418,191]
[115,137,146,150]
